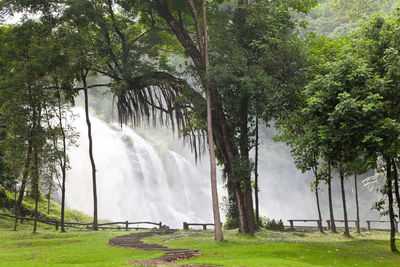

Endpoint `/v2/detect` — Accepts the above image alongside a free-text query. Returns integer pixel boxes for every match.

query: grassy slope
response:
[0,216,163,267]
[144,229,400,267]
[0,186,92,223]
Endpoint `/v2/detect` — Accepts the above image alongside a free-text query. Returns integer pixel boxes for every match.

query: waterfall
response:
[65,108,220,228]
[65,108,383,229]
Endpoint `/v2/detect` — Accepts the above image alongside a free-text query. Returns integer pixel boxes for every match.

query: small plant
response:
[264,217,285,231]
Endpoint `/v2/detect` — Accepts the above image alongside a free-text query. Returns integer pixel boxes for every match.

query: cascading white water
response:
[66,108,219,228]
[65,107,384,229]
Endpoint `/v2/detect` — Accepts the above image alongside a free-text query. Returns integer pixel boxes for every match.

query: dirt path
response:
[109,229,216,267]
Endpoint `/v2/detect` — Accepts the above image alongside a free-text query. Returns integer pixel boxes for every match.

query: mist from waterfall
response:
[65,107,383,229]
[66,108,218,228]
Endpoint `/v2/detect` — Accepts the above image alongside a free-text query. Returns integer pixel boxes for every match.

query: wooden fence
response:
[288,218,396,232]
[0,213,163,231]
[183,222,215,230]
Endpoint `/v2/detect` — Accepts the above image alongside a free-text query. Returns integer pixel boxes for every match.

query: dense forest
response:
[1,0,400,255]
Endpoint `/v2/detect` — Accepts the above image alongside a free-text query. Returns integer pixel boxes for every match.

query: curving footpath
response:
[109,229,217,267]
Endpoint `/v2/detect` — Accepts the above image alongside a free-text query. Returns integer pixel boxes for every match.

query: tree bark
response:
[202,0,223,241]
[392,159,400,221]
[58,92,67,233]
[13,138,33,231]
[314,167,323,233]
[83,79,98,231]
[327,162,337,233]
[254,115,260,227]
[234,183,247,233]
[47,180,51,215]
[354,173,360,233]
[340,166,350,237]
[32,105,41,233]
[32,146,39,233]
[386,159,397,252]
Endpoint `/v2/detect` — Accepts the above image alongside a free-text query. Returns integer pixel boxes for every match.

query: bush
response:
[224,215,238,230]
[257,216,285,231]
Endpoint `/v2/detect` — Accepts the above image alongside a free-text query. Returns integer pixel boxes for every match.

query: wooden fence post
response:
[289,220,294,230]
[317,220,322,230]
[55,220,59,231]
[125,221,129,231]
[203,224,207,230]
[159,222,162,229]
[326,220,331,230]
[366,221,370,231]
[183,222,188,230]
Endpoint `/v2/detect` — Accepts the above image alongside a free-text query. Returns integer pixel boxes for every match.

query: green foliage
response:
[264,218,285,231]
[0,186,91,223]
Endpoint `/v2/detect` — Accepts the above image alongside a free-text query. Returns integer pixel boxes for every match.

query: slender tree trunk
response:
[13,138,33,231]
[392,160,400,221]
[32,106,41,233]
[327,162,337,233]
[13,182,17,230]
[354,173,360,233]
[58,92,67,233]
[387,159,397,252]
[254,115,260,227]
[339,167,350,237]
[239,97,255,236]
[314,168,323,233]
[202,0,223,241]
[83,74,98,231]
[32,146,39,233]
[47,180,51,215]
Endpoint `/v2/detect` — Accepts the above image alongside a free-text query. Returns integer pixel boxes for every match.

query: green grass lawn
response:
[0,216,162,266]
[143,228,400,267]
[1,213,400,267]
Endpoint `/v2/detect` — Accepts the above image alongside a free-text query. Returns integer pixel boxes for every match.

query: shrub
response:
[264,217,285,231]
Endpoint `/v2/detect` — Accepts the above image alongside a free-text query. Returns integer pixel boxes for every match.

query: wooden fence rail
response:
[0,213,163,231]
[183,222,216,230]
[326,219,359,230]
[288,218,397,232]
[366,220,398,232]
[287,220,322,230]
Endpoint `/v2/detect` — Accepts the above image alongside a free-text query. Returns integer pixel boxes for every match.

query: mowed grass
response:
[1,213,400,267]
[0,216,162,266]
[143,228,400,267]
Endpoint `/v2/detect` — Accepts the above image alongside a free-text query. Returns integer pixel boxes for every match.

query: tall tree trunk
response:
[240,97,255,236]
[13,182,17,230]
[235,183,247,234]
[354,173,360,233]
[47,180,51,215]
[13,138,33,231]
[58,92,67,233]
[83,77,98,231]
[254,115,260,227]
[387,159,397,252]
[339,166,350,237]
[314,168,323,233]
[32,146,39,233]
[216,110,246,233]
[327,162,337,233]
[392,159,400,221]
[32,106,41,233]
[202,0,223,241]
